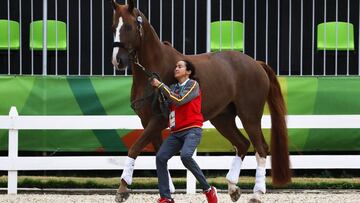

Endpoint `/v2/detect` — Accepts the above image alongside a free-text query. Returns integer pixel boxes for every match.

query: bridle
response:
[112,13,167,116]
[112,14,143,67]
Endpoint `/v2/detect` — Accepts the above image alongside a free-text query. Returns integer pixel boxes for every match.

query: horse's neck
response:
[132,21,180,97]
[130,23,159,102]
[137,23,165,69]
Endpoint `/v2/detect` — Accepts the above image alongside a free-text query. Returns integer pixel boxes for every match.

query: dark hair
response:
[183,60,198,83]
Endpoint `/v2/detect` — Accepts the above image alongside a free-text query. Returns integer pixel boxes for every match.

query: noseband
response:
[113,42,126,49]
[112,14,166,117]
[113,41,137,64]
[112,14,155,79]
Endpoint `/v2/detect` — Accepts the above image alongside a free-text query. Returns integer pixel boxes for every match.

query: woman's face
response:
[174,61,191,80]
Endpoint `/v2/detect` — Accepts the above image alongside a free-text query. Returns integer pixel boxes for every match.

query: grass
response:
[1,176,360,190]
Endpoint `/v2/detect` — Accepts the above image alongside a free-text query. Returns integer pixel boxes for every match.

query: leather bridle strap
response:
[113,42,126,48]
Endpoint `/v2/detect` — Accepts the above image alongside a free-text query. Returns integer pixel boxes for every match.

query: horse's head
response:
[111,0,143,70]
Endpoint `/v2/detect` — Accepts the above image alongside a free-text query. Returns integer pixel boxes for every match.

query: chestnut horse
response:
[111,0,291,202]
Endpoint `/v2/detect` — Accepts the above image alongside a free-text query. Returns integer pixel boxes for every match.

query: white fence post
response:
[186,148,197,194]
[8,106,19,194]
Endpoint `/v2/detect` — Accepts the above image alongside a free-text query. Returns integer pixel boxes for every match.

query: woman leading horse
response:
[111,1,291,202]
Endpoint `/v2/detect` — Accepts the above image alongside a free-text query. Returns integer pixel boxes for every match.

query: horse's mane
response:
[132,9,182,57]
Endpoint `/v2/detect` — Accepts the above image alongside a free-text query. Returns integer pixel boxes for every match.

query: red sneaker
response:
[157,197,175,203]
[204,186,218,203]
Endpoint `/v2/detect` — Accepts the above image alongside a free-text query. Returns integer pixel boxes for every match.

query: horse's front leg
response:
[115,117,166,202]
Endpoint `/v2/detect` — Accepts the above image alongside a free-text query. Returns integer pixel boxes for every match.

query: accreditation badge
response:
[169,111,175,128]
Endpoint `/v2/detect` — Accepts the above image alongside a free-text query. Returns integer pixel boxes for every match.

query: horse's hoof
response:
[248,198,261,203]
[229,186,241,202]
[115,190,130,202]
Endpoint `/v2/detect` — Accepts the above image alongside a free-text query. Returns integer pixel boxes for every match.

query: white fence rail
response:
[1,106,360,194]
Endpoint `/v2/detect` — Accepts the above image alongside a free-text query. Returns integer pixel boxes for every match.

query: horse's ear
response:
[111,0,118,10]
[128,0,135,13]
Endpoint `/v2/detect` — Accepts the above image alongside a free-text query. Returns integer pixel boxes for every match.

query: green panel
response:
[67,77,126,151]
[279,77,288,107]
[199,129,272,152]
[0,132,8,150]
[210,21,244,52]
[304,129,360,151]
[313,77,360,114]
[0,76,131,152]
[1,76,360,152]
[90,77,134,115]
[287,77,318,114]
[0,76,35,114]
[199,129,233,152]
[199,128,314,153]
[30,20,67,50]
[288,129,311,152]
[0,129,133,152]
[17,77,98,152]
[18,130,102,152]
[262,78,310,152]
[0,76,35,151]
[21,77,83,115]
[317,22,355,51]
[304,77,360,151]
[0,20,20,50]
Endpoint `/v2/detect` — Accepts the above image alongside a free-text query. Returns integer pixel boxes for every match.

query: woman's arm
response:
[151,79,199,106]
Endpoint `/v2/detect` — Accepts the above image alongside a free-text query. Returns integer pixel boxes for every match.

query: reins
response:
[132,57,153,79]
[128,51,168,119]
[113,12,168,118]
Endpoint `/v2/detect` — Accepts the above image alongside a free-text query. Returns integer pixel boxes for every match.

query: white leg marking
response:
[120,156,135,185]
[226,155,242,184]
[253,152,267,194]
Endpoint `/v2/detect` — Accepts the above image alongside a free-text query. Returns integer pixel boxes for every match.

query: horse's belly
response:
[201,94,233,120]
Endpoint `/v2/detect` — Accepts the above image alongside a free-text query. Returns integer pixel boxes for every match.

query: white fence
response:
[1,106,360,195]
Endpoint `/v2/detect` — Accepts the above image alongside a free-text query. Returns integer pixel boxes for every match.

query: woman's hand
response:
[150,78,161,87]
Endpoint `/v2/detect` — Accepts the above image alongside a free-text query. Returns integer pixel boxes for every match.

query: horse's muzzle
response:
[116,52,129,70]
[112,42,130,70]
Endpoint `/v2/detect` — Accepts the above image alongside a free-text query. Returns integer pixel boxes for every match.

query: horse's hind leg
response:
[238,113,269,203]
[210,112,250,202]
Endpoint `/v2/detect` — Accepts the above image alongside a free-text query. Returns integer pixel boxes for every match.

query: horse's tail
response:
[258,61,291,186]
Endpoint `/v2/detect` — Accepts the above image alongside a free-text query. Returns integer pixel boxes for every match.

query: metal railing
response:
[0,0,359,76]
